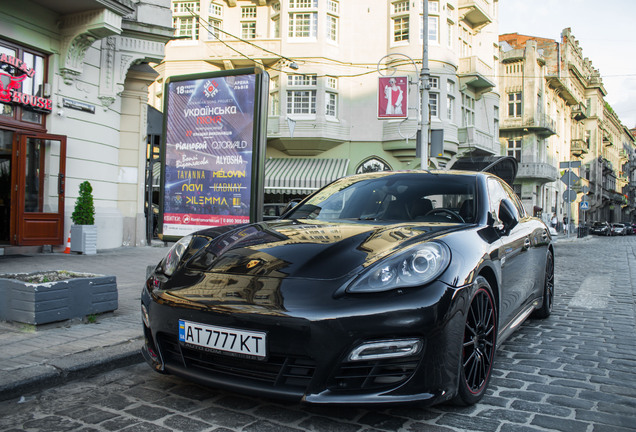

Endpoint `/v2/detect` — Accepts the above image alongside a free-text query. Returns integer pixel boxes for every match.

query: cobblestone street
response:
[1,236,635,432]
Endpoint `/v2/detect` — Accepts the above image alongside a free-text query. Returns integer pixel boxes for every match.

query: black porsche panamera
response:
[141,170,554,406]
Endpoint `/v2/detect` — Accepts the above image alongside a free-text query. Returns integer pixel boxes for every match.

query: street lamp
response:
[420,0,430,169]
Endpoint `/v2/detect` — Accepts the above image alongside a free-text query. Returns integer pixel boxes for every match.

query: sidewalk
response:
[0,245,170,402]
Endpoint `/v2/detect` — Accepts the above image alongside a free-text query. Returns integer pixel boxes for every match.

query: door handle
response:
[58,174,65,195]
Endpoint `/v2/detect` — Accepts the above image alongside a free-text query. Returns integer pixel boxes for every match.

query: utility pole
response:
[419,1,430,170]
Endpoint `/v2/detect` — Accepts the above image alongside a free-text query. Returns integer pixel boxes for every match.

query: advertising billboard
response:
[377,76,408,119]
[160,68,268,240]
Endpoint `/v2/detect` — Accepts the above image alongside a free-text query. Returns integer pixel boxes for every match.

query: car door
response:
[487,177,533,328]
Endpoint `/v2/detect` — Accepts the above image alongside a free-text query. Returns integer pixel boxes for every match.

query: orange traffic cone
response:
[63,231,71,254]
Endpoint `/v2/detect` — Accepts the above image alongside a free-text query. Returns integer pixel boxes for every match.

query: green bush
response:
[71,181,95,225]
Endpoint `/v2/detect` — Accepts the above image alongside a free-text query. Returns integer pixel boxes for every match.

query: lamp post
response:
[420,1,430,170]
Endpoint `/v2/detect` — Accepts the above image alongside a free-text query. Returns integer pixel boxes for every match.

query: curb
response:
[0,337,145,403]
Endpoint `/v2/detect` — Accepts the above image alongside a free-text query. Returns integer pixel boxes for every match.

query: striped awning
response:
[265,158,350,195]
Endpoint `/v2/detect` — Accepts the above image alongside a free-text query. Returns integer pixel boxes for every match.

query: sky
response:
[499,0,636,129]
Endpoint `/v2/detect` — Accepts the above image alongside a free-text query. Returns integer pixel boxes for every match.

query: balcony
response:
[500,114,556,136]
[458,126,498,155]
[458,0,493,30]
[571,138,588,157]
[516,162,558,183]
[202,38,283,69]
[571,103,588,121]
[458,56,495,98]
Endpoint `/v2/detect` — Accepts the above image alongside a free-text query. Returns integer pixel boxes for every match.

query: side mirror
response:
[281,199,302,217]
[497,199,519,235]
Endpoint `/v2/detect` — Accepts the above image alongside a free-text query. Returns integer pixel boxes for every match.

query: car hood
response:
[180,219,463,281]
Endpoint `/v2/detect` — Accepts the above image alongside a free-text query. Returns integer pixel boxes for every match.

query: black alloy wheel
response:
[453,276,496,405]
[532,250,554,319]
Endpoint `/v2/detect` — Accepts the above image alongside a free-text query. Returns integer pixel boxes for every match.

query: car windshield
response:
[286,172,478,223]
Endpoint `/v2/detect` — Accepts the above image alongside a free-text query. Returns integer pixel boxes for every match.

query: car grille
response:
[328,356,420,392]
[157,334,316,390]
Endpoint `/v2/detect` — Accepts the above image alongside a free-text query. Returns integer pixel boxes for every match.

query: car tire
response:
[532,250,554,319]
[452,276,497,406]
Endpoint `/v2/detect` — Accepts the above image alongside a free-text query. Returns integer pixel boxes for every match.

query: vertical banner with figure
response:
[160,68,268,240]
[377,76,408,119]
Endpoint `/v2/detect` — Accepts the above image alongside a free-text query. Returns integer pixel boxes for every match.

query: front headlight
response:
[162,234,193,276]
[347,242,451,293]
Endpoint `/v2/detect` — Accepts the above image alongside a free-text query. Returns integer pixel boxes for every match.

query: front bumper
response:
[141,275,473,405]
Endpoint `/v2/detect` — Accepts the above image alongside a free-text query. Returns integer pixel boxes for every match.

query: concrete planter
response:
[0,271,117,325]
[71,224,97,255]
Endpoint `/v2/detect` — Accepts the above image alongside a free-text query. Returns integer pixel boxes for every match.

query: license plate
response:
[178,320,266,358]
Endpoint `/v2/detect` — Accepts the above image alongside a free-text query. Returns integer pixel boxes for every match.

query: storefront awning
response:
[265,158,350,195]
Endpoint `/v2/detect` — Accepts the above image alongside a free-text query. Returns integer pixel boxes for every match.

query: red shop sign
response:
[0,53,52,113]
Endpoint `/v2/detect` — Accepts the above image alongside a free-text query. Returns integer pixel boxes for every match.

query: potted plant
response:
[70,181,97,254]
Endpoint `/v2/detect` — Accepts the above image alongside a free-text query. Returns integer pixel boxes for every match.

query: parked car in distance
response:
[142,170,554,407]
[262,203,288,221]
[611,223,626,236]
[590,221,610,236]
[623,223,634,235]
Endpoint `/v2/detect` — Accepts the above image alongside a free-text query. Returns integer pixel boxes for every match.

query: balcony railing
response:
[571,138,588,157]
[500,114,556,136]
[458,126,498,154]
[516,162,558,183]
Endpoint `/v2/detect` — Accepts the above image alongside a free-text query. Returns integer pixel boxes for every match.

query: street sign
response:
[561,170,580,186]
[563,189,578,203]
[560,160,582,169]
[581,185,590,194]
[580,201,590,211]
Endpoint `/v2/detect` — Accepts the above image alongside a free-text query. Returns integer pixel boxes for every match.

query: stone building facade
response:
[149,0,501,202]
[499,28,636,227]
[0,0,173,253]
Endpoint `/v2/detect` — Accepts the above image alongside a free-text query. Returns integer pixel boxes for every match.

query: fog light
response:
[348,338,423,361]
[141,304,150,328]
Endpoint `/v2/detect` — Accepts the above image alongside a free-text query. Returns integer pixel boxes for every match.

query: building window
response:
[270,76,279,116]
[393,0,409,13]
[327,14,338,42]
[393,16,409,42]
[289,13,317,38]
[422,1,439,44]
[508,92,522,117]
[207,2,222,39]
[242,6,256,18]
[494,106,499,139]
[0,41,48,126]
[270,92,279,116]
[241,21,256,39]
[447,19,453,48]
[447,95,454,121]
[270,2,280,38]
[289,0,317,39]
[326,76,337,90]
[173,1,200,40]
[429,93,439,118]
[507,139,522,161]
[287,74,317,114]
[327,0,339,13]
[209,2,222,17]
[429,77,439,89]
[462,93,475,126]
[326,92,337,118]
[289,0,317,7]
[459,25,472,57]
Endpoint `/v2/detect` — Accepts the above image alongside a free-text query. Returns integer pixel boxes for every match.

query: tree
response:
[71,181,95,225]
